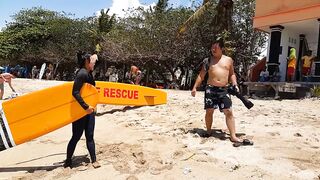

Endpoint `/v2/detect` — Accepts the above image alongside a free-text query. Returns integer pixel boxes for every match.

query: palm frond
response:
[178,1,214,35]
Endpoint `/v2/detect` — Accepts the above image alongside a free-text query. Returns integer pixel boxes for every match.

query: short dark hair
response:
[76,51,91,68]
[212,36,224,48]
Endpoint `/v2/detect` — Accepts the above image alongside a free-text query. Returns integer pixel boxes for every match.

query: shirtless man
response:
[191,37,241,143]
[129,66,142,85]
[0,73,16,100]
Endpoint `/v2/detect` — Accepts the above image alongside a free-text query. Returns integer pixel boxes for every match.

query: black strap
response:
[0,115,13,150]
[203,57,210,72]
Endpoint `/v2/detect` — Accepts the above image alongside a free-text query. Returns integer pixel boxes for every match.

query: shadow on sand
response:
[96,106,142,116]
[0,155,89,173]
[188,128,246,140]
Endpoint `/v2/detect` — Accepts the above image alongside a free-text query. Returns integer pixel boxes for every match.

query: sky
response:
[0,0,195,29]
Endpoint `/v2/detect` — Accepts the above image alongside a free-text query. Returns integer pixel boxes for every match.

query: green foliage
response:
[98,0,267,84]
[178,0,217,34]
[98,9,115,34]
[99,4,200,84]
[232,0,267,74]
[0,0,267,85]
[311,86,320,97]
[155,0,169,13]
[0,7,94,65]
[88,8,116,52]
[178,0,267,74]
[102,6,196,63]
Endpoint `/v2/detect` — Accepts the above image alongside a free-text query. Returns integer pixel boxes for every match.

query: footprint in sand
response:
[200,138,214,144]
[126,175,139,180]
[172,150,184,159]
[149,159,173,175]
[76,166,88,171]
[133,152,146,165]
[268,132,280,136]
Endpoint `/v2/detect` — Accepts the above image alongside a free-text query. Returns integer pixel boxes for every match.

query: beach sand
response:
[0,79,319,180]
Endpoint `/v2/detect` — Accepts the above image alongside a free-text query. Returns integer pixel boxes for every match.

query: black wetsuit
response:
[66,68,97,164]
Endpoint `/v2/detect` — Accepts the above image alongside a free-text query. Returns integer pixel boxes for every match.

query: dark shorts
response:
[204,85,232,111]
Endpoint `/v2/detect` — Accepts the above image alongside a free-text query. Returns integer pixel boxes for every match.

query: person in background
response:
[287,48,296,82]
[302,50,315,77]
[0,73,16,100]
[271,66,281,82]
[259,67,269,82]
[4,64,11,73]
[129,65,142,85]
[32,66,38,79]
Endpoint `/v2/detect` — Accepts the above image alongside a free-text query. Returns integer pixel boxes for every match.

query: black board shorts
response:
[204,85,232,111]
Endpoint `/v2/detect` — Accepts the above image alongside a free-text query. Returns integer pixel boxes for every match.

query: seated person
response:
[259,67,269,82]
[271,66,281,82]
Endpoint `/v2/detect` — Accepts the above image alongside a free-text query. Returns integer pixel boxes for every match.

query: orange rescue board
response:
[0,83,98,152]
[95,81,167,106]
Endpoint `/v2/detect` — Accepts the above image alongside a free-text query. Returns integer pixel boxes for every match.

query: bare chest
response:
[208,60,230,71]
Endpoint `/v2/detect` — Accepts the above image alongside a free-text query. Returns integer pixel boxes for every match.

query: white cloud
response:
[97,0,156,18]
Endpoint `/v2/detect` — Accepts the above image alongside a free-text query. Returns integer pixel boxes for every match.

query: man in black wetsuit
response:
[64,51,100,168]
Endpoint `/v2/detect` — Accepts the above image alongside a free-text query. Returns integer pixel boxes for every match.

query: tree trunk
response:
[146,68,150,84]
[122,64,126,83]
[214,0,234,33]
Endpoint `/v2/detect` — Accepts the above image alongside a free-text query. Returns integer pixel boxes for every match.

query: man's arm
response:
[229,59,238,89]
[0,74,6,81]
[7,79,15,92]
[191,66,206,97]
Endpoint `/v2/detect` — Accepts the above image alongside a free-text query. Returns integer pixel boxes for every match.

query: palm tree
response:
[88,9,115,52]
[155,0,169,13]
[179,0,233,35]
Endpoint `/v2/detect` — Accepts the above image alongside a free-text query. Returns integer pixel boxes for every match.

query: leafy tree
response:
[0,1,267,85]
[100,2,198,84]
[0,7,95,75]
[179,0,267,76]
[232,0,267,74]
[88,9,116,52]
[155,0,169,13]
[0,7,53,62]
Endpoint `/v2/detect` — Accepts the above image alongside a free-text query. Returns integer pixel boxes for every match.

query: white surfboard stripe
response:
[0,106,10,149]
[0,103,16,147]
[0,127,9,149]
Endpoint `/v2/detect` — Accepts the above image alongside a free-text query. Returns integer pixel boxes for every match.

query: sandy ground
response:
[0,78,319,180]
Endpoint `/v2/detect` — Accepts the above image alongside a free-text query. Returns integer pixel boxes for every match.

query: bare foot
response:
[230,136,242,143]
[92,161,101,168]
